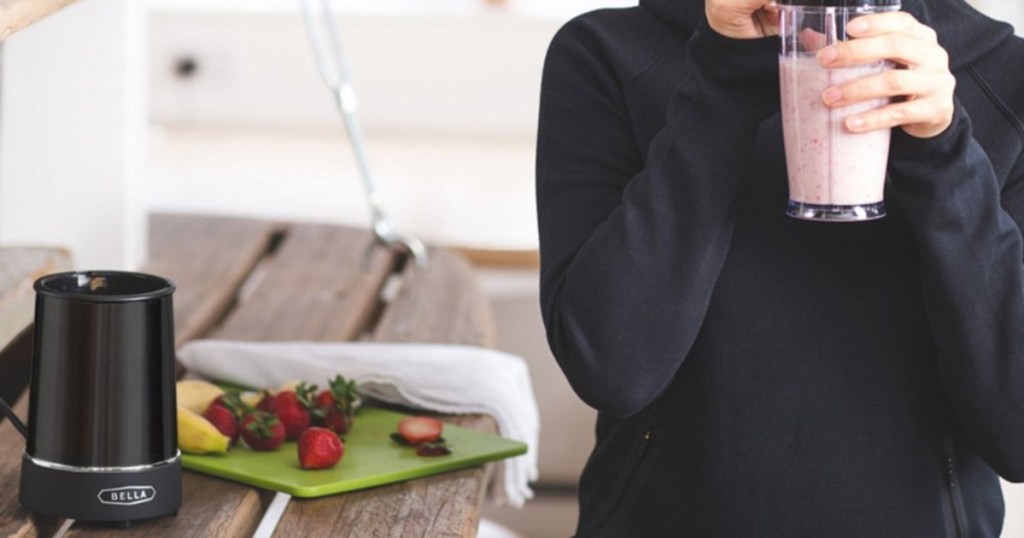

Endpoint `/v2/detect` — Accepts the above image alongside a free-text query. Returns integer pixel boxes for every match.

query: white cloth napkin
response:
[177,340,539,507]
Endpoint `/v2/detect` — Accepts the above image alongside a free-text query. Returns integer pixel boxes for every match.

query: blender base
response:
[19,452,181,523]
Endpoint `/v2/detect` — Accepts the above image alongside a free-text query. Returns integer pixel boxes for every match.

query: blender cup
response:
[19,271,181,524]
[778,0,901,222]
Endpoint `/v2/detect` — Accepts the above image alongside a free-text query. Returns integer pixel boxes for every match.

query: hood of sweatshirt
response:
[638,0,1014,70]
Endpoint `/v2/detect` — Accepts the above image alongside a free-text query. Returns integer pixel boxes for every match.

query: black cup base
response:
[786,200,886,222]
[19,453,181,523]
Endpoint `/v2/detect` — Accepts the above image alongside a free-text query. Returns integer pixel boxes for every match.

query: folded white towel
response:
[177,340,540,507]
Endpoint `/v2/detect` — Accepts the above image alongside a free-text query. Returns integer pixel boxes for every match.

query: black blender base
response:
[19,453,181,523]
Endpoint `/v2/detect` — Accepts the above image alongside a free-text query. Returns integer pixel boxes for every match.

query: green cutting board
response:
[181,407,527,498]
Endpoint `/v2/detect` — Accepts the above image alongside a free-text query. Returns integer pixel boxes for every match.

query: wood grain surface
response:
[0,248,71,354]
[453,247,539,269]
[211,223,396,342]
[0,0,76,41]
[0,395,65,538]
[143,214,283,347]
[371,248,496,348]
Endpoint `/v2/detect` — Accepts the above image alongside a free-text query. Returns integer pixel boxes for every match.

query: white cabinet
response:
[0,0,147,269]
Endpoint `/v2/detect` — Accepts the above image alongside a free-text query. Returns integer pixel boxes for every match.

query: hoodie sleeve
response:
[888,104,1024,482]
[536,17,778,417]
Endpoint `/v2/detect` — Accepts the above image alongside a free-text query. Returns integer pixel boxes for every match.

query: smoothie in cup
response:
[777,0,900,222]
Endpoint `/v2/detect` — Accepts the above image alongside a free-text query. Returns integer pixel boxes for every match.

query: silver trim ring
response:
[24,451,181,473]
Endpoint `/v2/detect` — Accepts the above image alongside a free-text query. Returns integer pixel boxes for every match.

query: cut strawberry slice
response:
[415,442,451,457]
[396,416,443,446]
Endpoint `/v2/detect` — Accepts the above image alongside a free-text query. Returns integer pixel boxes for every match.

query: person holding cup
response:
[536,0,1024,535]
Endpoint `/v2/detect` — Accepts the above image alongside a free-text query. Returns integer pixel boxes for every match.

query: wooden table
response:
[0,213,499,537]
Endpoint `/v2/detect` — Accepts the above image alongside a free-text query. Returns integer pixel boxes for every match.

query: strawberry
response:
[314,390,335,410]
[297,427,344,470]
[211,391,250,421]
[322,410,354,435]
[255,390,275,412]
[260,383,317,441]
[241,410,285,451]
[314,375,360,435]
[203,403,239,444]
[396,417,443,446]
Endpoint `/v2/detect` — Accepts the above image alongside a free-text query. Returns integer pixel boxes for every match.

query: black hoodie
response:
[536,0,1024,536]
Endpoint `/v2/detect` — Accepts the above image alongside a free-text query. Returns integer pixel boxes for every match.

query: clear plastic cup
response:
[778,0,901,222]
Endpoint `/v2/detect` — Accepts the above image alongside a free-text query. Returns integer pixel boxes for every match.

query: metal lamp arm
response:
[299,0,428,268]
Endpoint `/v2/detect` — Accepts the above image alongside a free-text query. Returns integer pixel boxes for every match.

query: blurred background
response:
[0,0,1020,536]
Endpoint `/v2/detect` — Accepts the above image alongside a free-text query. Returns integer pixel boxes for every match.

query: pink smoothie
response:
[780,56,891,207]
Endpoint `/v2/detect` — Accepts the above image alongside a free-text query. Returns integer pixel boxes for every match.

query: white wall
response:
[148,6,561,136]
[0,0,147,270]
[974,0,1024,32]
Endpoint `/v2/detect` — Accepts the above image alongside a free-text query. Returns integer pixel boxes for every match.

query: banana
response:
[240,391,264,409]
[177,379,224,414]
[277,380,302,392]
[177,406,230,454]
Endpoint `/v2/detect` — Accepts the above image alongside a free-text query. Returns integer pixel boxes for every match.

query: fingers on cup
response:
[818,33,931,68]
[844,97,955,135]
[822,70,953,108]
[845,12,935,42]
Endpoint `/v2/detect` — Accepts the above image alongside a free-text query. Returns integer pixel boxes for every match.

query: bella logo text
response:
[97,486,157,506]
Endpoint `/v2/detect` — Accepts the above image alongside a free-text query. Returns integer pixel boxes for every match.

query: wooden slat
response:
[0,0,76,41]
[65,472,267,538]
[143,213,283,346]
[0,247,71,352]
[452,247,539,269]
[276,247,498,537]
[371,248,496,348]
[275,469,484,538]
[0,394,65,538]
[212,224,395,341]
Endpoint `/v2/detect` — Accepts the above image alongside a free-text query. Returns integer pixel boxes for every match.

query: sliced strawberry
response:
[396,417,443,446]
[298,427,344,470]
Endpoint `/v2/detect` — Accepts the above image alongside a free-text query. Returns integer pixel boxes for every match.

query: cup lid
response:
[776,0,900,6]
